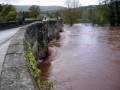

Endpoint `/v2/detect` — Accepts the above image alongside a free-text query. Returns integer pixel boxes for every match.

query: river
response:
[39,24,120,90]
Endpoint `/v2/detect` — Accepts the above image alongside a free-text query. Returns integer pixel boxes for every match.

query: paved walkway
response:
[0,28,19,74]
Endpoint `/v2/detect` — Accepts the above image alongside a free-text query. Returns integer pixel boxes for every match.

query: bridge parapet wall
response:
[0,20,63,90]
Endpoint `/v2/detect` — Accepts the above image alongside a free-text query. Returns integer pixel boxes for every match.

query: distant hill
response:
[14,5,65,12]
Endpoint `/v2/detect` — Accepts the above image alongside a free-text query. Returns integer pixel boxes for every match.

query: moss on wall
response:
[25,41,41,80]
[24,40,53,90]
[39,80,53,90]
[23,21,63,90]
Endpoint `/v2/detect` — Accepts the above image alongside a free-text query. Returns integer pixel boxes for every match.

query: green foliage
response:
[109,0,120,26]
[25,40,41,80]
[75,0,120,26]
[25,40,53,90]
[29,5,41,18]
[63,8,80,26]
[98,5,109,25]
[37,15,43,21]
[63,0,80,26]
[0,4,3,12]
[0,4,17,22]
[5,11,18,21]
[46,11,61,19]
[39,80,53,90]
[77,5,110,25]
[46,12,54,18]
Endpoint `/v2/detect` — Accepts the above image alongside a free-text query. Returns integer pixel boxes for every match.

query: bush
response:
[5,11,17,21]
[0,4,17,22]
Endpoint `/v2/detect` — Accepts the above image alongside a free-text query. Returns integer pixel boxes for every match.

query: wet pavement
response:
[40,24,120,90]
[0,28,19,74]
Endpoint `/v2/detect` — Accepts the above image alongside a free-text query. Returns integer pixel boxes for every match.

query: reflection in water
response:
[39,24,120,90]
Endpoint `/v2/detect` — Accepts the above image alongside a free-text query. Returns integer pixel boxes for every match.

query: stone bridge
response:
[0,20,63,90]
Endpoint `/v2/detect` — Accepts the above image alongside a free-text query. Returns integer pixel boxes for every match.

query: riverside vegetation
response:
[25,40,53,90]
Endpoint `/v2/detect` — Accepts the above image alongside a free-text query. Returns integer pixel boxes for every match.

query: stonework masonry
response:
[0,20,63,90]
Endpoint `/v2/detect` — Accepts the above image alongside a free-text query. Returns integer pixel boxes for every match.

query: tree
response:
[0,4,17,22]
[0,4,3,12]
[64,0,80,26]
[0,4,3,22]
[29,5,41,18]
[109,0,120,26]
[100,0,120,26]
[6,11,17,21]
[88,5,109,25]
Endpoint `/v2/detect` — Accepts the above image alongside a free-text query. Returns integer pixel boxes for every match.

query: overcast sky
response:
[0,0,99,6]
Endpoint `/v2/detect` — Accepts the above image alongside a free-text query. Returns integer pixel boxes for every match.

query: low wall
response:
[0,20,39,30]
[25,20,63,60]
[0,20,63,90]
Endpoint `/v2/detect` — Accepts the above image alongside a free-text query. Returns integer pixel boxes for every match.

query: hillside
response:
[14,5,65,12]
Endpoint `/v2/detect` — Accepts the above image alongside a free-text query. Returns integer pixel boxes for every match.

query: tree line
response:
[62,0,120,26]
[108,0,120,26]
[0,0,119,26]
[0,4,42,23]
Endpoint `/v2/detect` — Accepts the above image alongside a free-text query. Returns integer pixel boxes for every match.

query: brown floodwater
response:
[39,24,120,90]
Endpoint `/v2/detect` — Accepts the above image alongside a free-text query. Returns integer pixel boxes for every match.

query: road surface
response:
[0,28,19,74]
